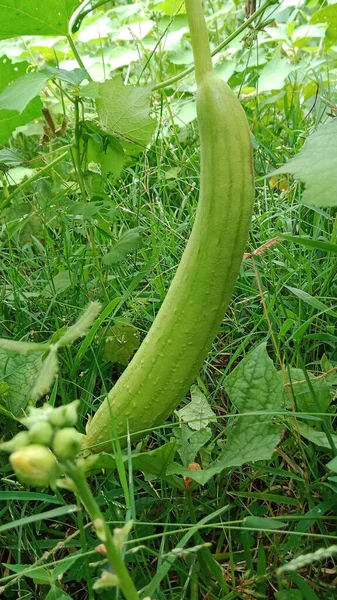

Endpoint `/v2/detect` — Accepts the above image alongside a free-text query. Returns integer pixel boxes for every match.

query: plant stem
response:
[0,150,71,211]
[66,34,92,80]
[64,461,140,600]
[153,0,277,91]
[185,0,213,83]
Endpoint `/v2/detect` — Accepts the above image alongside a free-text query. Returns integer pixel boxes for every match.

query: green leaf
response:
[103,228,142,266]
[243,516,288,531]
[215,418,283,470]
[0,148,24,169]
[0,71,50,113]
[87,136,125,178]
[45,586,72,600]
[258,59,292,92]
[279,233,337,254]
[0,0,80,40]
[41,271,72,298]
[224,342,284,414]
[83,441,179,483]
[103,322,140,366]
[151,0,186,15]
[297,422,337,449]
[276,591,303,600]
[0,56,42,144]
[285,367,333,417]
[176,386,217,430]
[174,425,212,467]
[0,349,43,416]
[311,4,337,44]
[3,564,52,585]
[285,286,337,317]
[0,505,77,534]
[43,66,89,86]
[271,120,337,207]
[96,78,156,148]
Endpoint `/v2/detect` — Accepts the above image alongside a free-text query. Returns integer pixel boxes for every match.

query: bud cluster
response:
[0,400,83,487]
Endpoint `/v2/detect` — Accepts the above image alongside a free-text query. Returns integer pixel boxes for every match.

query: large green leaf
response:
[0,0,80,40]
[96,78,156,148]
[0,56,42,144]
[271,120,337,207]
[311,4,337,44]
[224,342,284,415]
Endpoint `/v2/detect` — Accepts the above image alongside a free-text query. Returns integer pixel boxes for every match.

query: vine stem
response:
[185,0,213,83]
[64,461,140,600]
[153,0,278,91]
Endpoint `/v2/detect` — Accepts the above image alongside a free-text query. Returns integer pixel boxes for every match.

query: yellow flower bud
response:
[10,445,59,487]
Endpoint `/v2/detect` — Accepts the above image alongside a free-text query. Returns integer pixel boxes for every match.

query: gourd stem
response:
[185,0,213,83]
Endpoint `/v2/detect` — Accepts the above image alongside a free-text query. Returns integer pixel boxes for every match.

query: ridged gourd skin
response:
[85,72,255,452]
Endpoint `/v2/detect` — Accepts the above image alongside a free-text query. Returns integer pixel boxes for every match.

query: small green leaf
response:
[103,322,140,366]
[276,591,303,600]
[297,422,337,449]
[41,271,72,298]
[243,516,287,530]
[45,586,73,600]
[176,386,217,430]
[174,425,212,466]
[279,234,337,255]
[103,228,142,266]
[43,66,89,86]
[0,148,24,169]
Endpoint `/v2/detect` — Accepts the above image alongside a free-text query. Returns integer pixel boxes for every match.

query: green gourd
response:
[85,0,254,452]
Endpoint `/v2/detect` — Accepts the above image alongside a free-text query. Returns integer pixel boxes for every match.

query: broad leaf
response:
[0,349,43,416]
[311,4,337,44]
[0,71,50,114]
[258,59,292,92]
[297,422,337,449]
[285,367,333,418]
[271,120,337,207]
[96,78,156,148]
[41,271,72,298]
[0,56,42,144]
[0,0,80,40]
[224,342,284,415]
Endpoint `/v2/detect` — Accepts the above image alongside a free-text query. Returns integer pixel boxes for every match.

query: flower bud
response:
[28,421,53,446]
[52,428,82,459]
[0,431,30,453]
[49,400,80,428]
[10,445,59,487]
